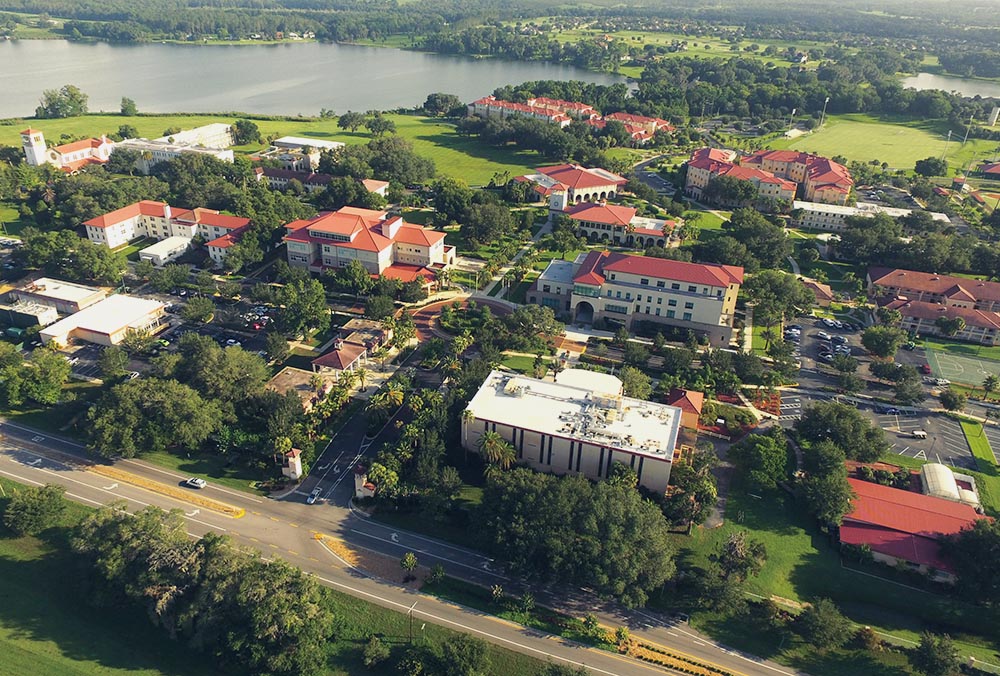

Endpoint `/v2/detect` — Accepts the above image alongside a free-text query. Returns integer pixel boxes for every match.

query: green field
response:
[0,113,538,185]
[0,476,546,676]
[769,113,997,171]
[960,420,997,472]
[0,202,28,238]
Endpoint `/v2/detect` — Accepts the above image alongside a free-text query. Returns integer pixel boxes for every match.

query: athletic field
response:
[927,349,1000,386]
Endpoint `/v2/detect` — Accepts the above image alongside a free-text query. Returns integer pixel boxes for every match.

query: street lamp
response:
[820,97,831,128]
[407,600,418,644]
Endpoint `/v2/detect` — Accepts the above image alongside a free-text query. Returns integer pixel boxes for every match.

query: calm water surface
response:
[0,40,625,117]
[901,72,1000,99]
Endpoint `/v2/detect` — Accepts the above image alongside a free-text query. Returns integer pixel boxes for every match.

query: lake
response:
[901,72,1000,99]
[0,40,624,118]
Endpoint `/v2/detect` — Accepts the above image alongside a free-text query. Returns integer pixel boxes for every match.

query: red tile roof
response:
[380,263,436,283]
[868,267,1000,304]
[84,200,170,228]
[604,111,674,131]
[564,202,636,226]
[572,250,743,287]
[536,164,628,191]
[361,179,389,192]
[20,128,41,135]
[882,297,1000,331]
[311,342,366,371]
[52,136,110,155]
[841,478,986,572]
[171,208,250,230]
[665,388,704,415]
[206,226,249,250]
[393,224,446,247]
[980,162,1000,175]
[283,207,442,255]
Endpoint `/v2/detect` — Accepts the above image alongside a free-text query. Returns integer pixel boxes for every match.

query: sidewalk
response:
[475,214,553,299]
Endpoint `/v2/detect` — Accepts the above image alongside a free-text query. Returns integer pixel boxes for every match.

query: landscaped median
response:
[312,531,361,568]
[87,464,246,518]
[959,419,999,473]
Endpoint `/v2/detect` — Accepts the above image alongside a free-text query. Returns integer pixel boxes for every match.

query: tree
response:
[181,296,215,323]
[939,388,967,412]
[423,92,462,116]
[230,119,262,145]
[861,325,907,359]
[400,551,418,573]
[117,124,139,140]
[477,431,516,471]
[914,157,949,177]
[265,332,289,362]
[119,96,138,116]
[618,366,652,399]
[277,278,330,337]
[911,632,960,676]
[365,295,396,320]
[935,316,966,337]
[796,598,852,650]
[98,345,129,380]
[728,429,788,491]
[35,84,88,118]
[363,636,390,669]
[801,471,855,525]
[895,377,927,406]
[365,114,396,137]
[441,635,489,676]
[743,270,814,329]
[3,484,66,535]
[796,402,890,462]
[942,518,1000,605]
[623,341,651,367]
[337,111,366,132]
[713,530,767,583]
[106,147,140,174]
[984,374,1000,400]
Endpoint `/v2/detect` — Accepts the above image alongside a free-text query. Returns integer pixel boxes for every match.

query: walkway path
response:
[786,255,801,276]
[476,215,553,299]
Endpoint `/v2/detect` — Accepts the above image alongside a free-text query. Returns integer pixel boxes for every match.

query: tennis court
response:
[927,349,1000,386]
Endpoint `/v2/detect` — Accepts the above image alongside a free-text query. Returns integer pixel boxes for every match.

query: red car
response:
[921,363,932,374]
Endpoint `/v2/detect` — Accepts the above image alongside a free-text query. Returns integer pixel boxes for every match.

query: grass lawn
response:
[0,202,29,238]
[670,481,1000,667]
[959,420,997,472]
[0,476,546,676]
[500,353,550,375]
[141,449,270,496]
[768,113,998,171]
[686,209,727,231]
[1,381,103,438]
[0,113,538,186]
[750,324,770,353]
[113,237,156,261]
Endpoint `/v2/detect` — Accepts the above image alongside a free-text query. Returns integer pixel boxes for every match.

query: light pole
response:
[820,97,830,128]
[408,600,418,644]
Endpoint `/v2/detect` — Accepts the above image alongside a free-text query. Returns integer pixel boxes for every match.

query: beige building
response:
[528,251,743,346]
[792,200,950,232]
[462,369,683,494]
[867,267,1000,313]
[6,277,107,314]
[40,295,165,347]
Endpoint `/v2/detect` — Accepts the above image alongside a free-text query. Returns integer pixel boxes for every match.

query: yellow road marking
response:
[88,465,245,518]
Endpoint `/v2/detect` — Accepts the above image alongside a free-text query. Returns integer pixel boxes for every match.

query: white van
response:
[912,430,927,439]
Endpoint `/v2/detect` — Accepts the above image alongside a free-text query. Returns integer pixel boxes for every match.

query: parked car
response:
[903,342,917,351]
[128,371,140,379]
[817,331,832,341]
[184,477,207,489]
[306,487,323,505]
[921,363,932,374]
[934,378,951,386]
[819,353,835,363]
[832,335,849,345]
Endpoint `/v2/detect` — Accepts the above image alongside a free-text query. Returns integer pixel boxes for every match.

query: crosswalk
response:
[778,396,802,422]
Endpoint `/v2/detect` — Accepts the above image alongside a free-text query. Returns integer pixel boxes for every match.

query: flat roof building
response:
[462,369,683,494]
[40,295,165,347]
[139,236,192,267]
[7,277,107,314]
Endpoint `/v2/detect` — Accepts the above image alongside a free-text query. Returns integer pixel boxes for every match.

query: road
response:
[0,416,805,676]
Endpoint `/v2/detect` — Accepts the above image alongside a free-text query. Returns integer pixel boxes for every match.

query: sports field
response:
[0,113,538,185]
[927,349,1000,386]
[769,113,996,171]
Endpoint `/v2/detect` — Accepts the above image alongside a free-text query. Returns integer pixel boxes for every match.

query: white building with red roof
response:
[603,112,674,137]
[743,149,853,204]
[83,200,250,267]
[878,297,1000,346]
[283,206,454,283]
[562,202,676,248]
[528,250,743,346]
[21,128,114,173]
[515,164,628,208]
[867,266,1000,313]
[467,96,572,127]
[685,147,797,205]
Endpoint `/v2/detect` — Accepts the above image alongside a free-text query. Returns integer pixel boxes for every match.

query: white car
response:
[934,378,951,387]
[816,331,832,341]
[306,487,323,505]
[184,477,207,489]
[128,371,140,379]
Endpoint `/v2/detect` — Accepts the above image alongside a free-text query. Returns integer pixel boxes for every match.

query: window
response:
[644,307,650,314]
[656,298,662,305]
[683,312,692,321]
[671,283,680,290]
[656,281,665,288]
[717,290,723,298]
[625,293,632,301]
[616,291,622,299]
[687,285,697,293]
[684,302,694,309]
[655,308,661,316]
[607,290,612,297]
[640,278,649,286]
[605,303,628,314]
[542,285,551,293]
[646,296,652,302]
[666,310,675,318]
[668,299,677,307]
[610,273,616,280]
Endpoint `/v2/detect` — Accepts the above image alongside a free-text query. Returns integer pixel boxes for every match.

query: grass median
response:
[87,464,246,518]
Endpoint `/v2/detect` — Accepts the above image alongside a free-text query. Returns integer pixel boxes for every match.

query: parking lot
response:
[873,410,976,470]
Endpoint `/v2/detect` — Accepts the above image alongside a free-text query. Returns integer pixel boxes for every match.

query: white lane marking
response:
[117,459,264,503]
[348,528,509,580]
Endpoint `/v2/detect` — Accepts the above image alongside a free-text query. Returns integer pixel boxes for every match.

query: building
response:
[920,463,981,510]
[791,200,950,232]
[6,277,107,314]
[83,201,250,267]
[867,267,1000,313]
[515,164,628,207]
[801,278,834,307]
[253,168,388,198]
[283,206,455,281]
[39,295,165,347]
[153,123,234,149]
[528,251,743,346]
[255,137,343,172]
[462,369,683,494]
[878,297,1000,346]
[840,477,987,582]
[563,202,675,248]
[976,162,1000,178]
[361,179,390,197]
[744,150,853,205]
[271,136,345,153]
[603,112,674,135]
[114,138,235,174]
[684,148,796,205]
[663,388,704,430]
[467,95,573,127]
[311,318,392,379]
[20,129,114,172]
[0,300,58,328]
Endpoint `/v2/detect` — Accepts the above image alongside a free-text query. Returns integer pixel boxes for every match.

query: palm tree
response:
[356,367,369,392]
[984,374,1000,401]
[384,386,405,409]
[477,431,516,471]
[309,372,324,393]
[461,409,475,446]
[339,369,359,390]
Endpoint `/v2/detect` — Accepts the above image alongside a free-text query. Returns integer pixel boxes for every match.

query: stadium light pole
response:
[820,97,830,128]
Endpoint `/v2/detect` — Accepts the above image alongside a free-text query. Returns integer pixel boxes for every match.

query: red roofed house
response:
[83,201,250,267]
[867,267,1000,313]
[21,128,114,173]
[744,149,853,205]
[683,147,796,206]
[664,388,704,430]
[879,297,1000,346]
[283,206,455,283]
[515,164,628,208]
[977,162,1000,178]
[528,250,743,346]
[603,112,674,136]
[563,202,676,248]
[840,477,987,581]
[466,96,572,127]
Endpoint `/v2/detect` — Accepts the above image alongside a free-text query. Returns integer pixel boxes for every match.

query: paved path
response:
[0,417,805,676]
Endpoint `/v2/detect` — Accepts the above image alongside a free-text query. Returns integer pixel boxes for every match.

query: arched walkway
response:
[574,301,595,324]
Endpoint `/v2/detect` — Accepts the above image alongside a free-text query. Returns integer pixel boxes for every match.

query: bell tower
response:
[20,128,50,167]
